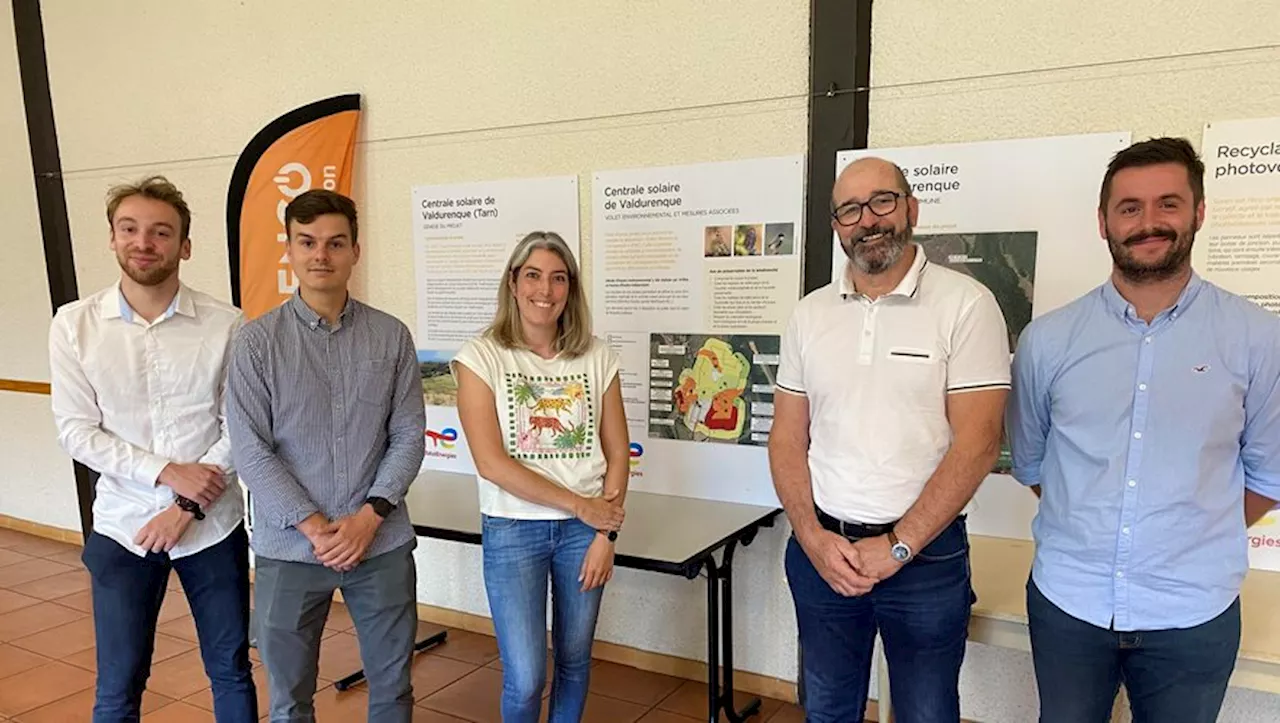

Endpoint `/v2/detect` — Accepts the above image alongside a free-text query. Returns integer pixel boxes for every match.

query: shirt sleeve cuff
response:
[1011,466,1040,486]
[279,502,320,531]
[136,455,170,487]
[1245,476,1280,502]
[367,483,405,507]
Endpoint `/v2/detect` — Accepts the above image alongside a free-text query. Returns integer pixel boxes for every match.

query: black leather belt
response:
[815,507,897,539]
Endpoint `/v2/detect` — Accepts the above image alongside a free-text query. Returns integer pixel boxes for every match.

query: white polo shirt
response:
[776,244,1010,524]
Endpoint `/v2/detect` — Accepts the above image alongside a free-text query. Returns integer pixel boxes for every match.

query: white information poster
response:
[412,175,580,472]
[833,132,1132,540]
[1196,116,1280,569]
[592,156,804,505]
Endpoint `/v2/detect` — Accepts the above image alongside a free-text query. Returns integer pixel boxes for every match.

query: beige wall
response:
[4,2,1279,720]
[0,2,80,530]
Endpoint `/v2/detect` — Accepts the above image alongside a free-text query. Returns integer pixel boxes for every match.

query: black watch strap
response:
[366,496,395,518]
[175,495,205,521]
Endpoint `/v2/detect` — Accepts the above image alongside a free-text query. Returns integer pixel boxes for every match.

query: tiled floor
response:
[0,527,806,722]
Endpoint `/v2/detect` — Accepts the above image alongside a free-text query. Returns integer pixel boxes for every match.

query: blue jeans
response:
[787,517,973,723]
[482,515,604,723]
[82,524,256,723]
[1027,578,1240,723]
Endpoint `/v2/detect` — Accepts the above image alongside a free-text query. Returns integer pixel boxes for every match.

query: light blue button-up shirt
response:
[1007,273,1280,631]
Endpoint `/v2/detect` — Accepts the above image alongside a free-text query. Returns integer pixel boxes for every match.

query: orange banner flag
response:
[226,94,361,319]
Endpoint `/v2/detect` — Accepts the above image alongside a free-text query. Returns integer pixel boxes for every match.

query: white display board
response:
[411,175,580,473]
[1195,116,1280,570]
[591,156,805,505]
[833,132,1133,540]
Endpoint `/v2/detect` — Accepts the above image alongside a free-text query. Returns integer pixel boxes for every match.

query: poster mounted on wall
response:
[591,155,805,505]
[411,175,581,473]
[1196,116,1280,571]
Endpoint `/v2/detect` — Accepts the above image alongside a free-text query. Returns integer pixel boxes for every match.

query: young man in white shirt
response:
[770,158,1009,722]
[50,176,256,722]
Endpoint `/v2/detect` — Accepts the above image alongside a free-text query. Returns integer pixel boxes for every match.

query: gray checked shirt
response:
[227,292,425,564]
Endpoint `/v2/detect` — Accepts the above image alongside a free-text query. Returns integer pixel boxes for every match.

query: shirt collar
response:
[105,282,192,324]
[1100,271,1205,323]
[289,289,356,330]
[839,243,928,300]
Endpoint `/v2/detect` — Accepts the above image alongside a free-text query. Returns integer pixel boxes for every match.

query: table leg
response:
[718,539,763,723]
[333,629,449,691]
[706,555,721,722]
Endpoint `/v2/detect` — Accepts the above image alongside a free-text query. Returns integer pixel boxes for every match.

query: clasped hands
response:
[135,462,228,553]
[299,506,383,572]
[799,528,906,597]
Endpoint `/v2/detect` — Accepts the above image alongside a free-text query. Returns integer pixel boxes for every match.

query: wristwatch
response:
[366,496,395,519]
[175,495,205,521]
[599,530,618,542]
[887,529,913,563]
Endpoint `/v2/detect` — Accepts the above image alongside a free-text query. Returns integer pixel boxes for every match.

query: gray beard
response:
[845,228,910,275]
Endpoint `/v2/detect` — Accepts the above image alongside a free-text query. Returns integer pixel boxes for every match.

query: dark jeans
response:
[82,525,256,723]
[787,517,974,723]
[1027,578,1240,723]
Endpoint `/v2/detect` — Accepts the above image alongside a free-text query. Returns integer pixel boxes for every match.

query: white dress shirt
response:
[50,282,245,558]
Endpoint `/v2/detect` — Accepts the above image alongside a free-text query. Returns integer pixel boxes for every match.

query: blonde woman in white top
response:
[452,231,629,723]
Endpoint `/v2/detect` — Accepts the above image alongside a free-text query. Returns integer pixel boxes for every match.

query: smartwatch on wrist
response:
[175,495,205,521]
[599,529,618,542]
[366,496,395,519]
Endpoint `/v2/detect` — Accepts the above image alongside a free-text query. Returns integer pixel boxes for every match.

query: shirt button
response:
[1138,383,1147,391]
[1116,571,1124,578]
[1144,337,1152,344]
[1133,432,1142,439]
[1122,527,1131,534]
[1128,480,1137,487]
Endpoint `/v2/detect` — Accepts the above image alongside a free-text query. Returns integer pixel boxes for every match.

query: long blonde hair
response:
[485,231,593,358]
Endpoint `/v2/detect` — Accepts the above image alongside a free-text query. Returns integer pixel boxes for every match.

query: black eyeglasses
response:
[831,191,907,226]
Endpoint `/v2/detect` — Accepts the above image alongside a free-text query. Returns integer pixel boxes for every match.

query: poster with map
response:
[647,333,780,446]
[592,156,804,505]
[917,231,1038,351]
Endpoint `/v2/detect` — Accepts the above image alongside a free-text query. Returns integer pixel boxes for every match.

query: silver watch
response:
[888,530,913,563]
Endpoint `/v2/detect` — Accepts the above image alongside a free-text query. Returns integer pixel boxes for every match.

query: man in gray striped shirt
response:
[227,189,425,723]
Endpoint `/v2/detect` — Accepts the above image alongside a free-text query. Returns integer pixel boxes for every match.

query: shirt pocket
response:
[356,359,394,406]
[886,346,938,365]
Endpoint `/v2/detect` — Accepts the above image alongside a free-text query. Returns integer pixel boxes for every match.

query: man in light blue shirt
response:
[1008,137,1280,723]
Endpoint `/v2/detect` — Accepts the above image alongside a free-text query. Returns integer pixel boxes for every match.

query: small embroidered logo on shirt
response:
[1192,364,1211,374]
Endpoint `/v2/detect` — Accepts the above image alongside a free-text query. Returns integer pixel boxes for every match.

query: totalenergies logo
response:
[1248,511,1279,550]
[425,427,458,449]
[628,443,644,477]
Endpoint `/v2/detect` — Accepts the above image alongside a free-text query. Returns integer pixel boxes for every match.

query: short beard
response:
[1107,225,1194,284]
[118,254,179,287]
[843,223,911,275]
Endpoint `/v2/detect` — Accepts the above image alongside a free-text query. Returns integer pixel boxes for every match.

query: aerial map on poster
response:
[647,333,780,447]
